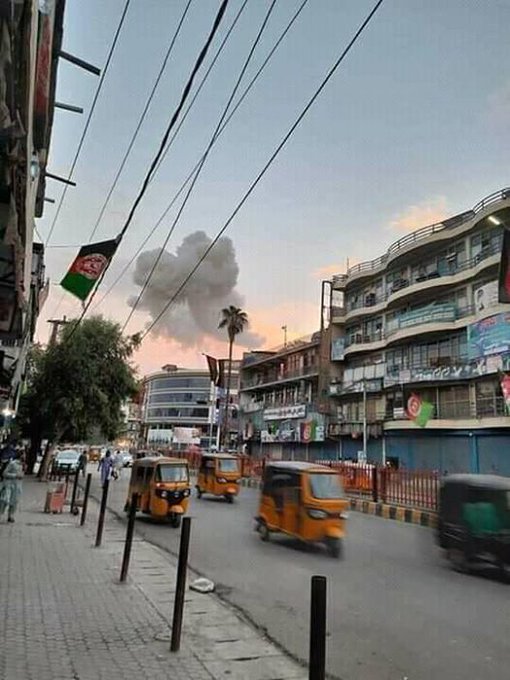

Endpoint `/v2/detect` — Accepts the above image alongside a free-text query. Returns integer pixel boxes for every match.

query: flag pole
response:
[208,381,215,451]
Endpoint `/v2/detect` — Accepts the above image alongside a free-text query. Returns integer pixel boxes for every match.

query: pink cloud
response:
[389,196,448,233]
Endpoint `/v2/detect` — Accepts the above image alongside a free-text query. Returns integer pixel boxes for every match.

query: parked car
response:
[53,449,81,474]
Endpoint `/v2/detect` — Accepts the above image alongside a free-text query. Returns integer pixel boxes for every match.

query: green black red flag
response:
[60,239,117,301]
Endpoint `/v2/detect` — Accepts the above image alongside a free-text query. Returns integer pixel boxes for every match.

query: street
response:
[90,471,510,680]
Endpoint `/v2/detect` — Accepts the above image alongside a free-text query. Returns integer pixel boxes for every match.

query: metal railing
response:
[345,241,501,316]
[241,364,319,389]
[343,187,510,279]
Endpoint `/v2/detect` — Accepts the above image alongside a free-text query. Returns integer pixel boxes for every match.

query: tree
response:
[218,305,248,449]
[18,316,139,475]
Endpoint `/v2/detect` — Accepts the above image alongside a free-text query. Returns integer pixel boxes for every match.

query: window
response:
[219,458,239,473]
[438,385,469,419]
[151,376,210,390]
[309,473,344,499]
[149,391,210,404]
[156,465,188,482]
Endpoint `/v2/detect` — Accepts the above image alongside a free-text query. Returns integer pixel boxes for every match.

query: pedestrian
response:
[113,450,123,480]
[98,450,113,487]
[0,452,24,523]
[78,450,88,478]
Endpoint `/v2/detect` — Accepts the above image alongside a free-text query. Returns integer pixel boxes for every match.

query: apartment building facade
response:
[239,334,333,459]
[328,187,510,474]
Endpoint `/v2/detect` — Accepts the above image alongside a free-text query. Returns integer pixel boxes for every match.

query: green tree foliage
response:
[18,317,139,472]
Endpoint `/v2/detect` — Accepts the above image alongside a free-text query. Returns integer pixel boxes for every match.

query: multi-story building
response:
[239,333,334,459]
[141,363,240,451]
[327,187,510,474]
[0,1,64,415]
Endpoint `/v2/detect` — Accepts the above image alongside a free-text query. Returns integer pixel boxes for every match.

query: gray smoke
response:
[129,231,265,348]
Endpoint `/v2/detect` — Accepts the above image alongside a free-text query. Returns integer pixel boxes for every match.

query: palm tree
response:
[218,305,248,448]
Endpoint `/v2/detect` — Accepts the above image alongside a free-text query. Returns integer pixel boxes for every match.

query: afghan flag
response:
[498,228,510,303]
[60,239,117,301]
[406,393,434,428]
[205,355,218,384]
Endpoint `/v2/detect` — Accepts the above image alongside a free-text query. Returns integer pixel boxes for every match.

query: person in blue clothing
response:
[98,450,113,486]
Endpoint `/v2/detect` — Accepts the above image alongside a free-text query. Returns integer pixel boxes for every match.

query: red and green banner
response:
[60,240,117,301]
[406,393,434,427]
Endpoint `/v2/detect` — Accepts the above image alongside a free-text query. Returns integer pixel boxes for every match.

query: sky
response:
[35,0,510,375]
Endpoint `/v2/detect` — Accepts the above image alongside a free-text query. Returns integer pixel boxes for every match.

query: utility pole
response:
[281,325,287,348]
[47,316,69,345]
[362,379,368,462]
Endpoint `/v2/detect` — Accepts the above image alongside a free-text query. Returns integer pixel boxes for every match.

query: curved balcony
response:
[343,241,500,322]
[344,303,483,356]
[338,187,510,284]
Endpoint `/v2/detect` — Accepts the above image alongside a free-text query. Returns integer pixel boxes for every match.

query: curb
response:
[240,478,437,528]
[349,497,437,528]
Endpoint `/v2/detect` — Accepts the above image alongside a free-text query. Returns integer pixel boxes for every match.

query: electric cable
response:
[86,0,194,244]
[139,0,385,342]
[65,0,231,339]
[122,0,277,331]
[92,0,310,313]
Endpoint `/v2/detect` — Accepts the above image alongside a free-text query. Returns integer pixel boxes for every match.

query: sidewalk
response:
[0,478,306,680]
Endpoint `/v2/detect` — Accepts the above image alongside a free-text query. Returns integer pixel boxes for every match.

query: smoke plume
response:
[129,231,265,348]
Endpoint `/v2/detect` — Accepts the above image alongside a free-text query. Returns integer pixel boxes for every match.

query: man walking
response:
[0,452,23,523]
[98,450,113,487]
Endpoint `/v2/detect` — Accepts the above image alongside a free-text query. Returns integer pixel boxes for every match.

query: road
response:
[89,470,510,680]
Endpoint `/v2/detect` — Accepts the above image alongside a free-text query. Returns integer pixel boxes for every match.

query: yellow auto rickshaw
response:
[255,461,349,558]
[196,453,241,503]
[125,456,191,527]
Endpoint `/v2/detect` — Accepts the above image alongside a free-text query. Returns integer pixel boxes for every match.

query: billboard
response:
[467,312,510,359]
[473,281,498,317]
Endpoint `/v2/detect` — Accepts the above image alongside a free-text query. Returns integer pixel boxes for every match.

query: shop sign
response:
[264,404,306,421]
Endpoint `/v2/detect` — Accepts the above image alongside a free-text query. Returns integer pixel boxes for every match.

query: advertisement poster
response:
[331,338,345,361]
[473,281,498,316]
[467,312,510,359]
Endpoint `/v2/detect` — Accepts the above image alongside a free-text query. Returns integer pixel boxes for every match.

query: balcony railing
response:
[345,240,500,315]
[241,364,319,389]
[341,187,509,279]
[388,396,507,421]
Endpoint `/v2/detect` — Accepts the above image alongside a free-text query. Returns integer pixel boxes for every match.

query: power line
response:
[150,0,250,182]
[92,0,310,313]
[87,0,194,244]
[140,0,385,342]
[122,0,278,331]
[44,0,132,247]
[66,0,231,339]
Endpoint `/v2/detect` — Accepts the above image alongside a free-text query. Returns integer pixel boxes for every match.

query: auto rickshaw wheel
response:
[259,521,270,542]
[225,494,234,504]
[196,486,202,499]
[170,514,182,528]
[447,547,469,573]
[327,538,343,559]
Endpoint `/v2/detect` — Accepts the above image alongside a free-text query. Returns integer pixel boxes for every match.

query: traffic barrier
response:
[170,517,191,653]
[120,493,138,582]
[80,473,92,526]
[95,480,109,547]
[309,575,327,680]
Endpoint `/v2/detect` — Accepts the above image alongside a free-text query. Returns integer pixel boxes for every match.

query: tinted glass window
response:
[157,465,188,482]
[151,377,210,390]
[219,458,239,473]
[309,473,344,499]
